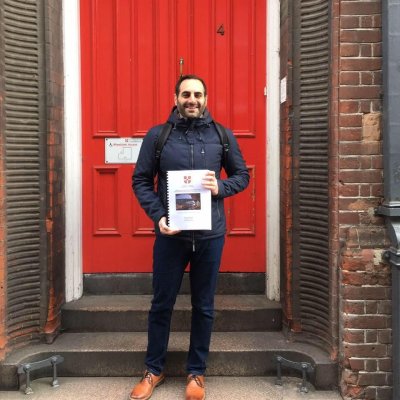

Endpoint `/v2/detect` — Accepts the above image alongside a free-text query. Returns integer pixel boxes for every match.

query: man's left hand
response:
[202,170,219,196]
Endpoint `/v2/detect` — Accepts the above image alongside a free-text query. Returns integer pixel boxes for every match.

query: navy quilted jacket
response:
[132,107,250,241]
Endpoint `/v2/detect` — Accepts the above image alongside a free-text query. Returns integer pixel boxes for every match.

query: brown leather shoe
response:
[129,370,165,400]
[185,374,205,400]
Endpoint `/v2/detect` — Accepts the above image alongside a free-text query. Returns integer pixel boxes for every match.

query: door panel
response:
[81,0,266,272]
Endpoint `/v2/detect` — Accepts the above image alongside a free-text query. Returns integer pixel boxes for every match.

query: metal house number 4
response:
[217,24,225,35]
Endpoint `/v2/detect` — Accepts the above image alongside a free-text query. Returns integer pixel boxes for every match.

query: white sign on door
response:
[105,138,143,164]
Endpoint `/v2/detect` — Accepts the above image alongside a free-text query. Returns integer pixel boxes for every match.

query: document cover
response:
[167,170,211,230]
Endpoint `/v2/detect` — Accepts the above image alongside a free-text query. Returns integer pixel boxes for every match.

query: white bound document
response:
[167,170,212,230]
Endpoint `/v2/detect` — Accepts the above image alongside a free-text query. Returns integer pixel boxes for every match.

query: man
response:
[131,75,249,400]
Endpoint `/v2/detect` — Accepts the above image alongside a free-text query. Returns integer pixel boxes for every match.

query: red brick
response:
[341,44,360,57]
[360,16,374,28]
[361,71,373,84]
[359,212,385,225]
[339,128,363,141]
[365,359,378,372]
[366,331,380,346]
[348,359,364,371]
[343,301,365,314]
[343,271,389,286]
[364,387,378,400]
[340,100,359,113]
[378,358,392,372]
[371,184,383,197]
[340,157,360,169]
[373,100,382,112]
[373,14,382,28]
[340,85,381,99]
[360,156,372,169]
[372,42,382,57]
[343,329,365,343]
[360,44,373,57]
[341,2,382,16]
[340,15,360,29]
[343,286,390,301]
[341,29,381,43]
[378,301,391,315]
[339,184,359,197]
[344,343,388,358]
[373,71,382,85]
[345,315,390,330]
[376,387,392,400]
[340,113,363,127]
[339,211,360,225]
[365,302,378,315]
[358,372,388,386]
[339,142,382,156]
[340,71,359,84]
[341,58,382,71]
[339,197,377,211]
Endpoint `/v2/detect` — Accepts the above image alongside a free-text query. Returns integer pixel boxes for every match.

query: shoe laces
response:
[141,371,154,385]
[188,374,204,388]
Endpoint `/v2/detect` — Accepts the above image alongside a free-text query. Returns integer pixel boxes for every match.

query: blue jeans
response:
[145,235,225,376]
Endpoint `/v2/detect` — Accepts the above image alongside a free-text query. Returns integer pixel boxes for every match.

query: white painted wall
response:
[63,0,83,302]
[266,0,281,301]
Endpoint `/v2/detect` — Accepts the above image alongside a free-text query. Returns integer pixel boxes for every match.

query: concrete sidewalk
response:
[0,376,342,400]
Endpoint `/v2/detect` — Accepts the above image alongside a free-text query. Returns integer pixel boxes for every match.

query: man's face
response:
[174,79,207,118]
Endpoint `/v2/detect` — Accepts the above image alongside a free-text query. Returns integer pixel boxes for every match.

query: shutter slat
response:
[5,0,44,346]
[293,0,331,348]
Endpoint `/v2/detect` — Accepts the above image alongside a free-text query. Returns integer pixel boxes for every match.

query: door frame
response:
[63,0,281,302]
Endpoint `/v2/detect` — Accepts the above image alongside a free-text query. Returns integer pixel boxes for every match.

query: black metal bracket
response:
[275,355,315,393]
[17,355,64,395]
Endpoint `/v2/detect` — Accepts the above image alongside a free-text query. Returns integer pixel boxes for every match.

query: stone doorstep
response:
[83,273,266,295]
[0,377,342,400]
[61,294,282,332]
[1,331,337,391]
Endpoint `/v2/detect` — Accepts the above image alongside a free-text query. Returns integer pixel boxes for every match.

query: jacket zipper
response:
[201,147,206,168]
[190,143,195,251]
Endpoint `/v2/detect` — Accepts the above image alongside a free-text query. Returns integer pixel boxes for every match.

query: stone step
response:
[0,376,342,400]
[61,294,282,332]
[83,273,266,295]
[0,331,337,391]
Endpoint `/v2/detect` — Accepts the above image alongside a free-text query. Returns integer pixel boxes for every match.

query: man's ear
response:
[174,94,178,105]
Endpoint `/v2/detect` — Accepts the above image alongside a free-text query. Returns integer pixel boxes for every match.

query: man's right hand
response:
[158,216,181,235]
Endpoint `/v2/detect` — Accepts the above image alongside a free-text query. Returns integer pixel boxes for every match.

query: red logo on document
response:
[184,175,191,184]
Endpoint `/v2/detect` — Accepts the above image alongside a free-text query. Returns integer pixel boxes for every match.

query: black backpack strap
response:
[214,121,230,166]
[155,121,229,172]
[154,122,172,173]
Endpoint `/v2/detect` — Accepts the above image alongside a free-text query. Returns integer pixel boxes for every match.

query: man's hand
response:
[158,216,181,235]
[202,170,219,196]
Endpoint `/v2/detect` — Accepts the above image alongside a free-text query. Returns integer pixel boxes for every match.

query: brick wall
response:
[279,0,297,330]
[335,1,391,399]
[42,0,65,343]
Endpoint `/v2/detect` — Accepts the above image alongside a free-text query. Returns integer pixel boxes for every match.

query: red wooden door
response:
[81,0,266,273]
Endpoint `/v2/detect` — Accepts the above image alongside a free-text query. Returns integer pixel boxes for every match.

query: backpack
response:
[155,121,230,172]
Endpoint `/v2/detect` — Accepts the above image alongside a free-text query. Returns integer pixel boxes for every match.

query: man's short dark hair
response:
[175,74,207,97]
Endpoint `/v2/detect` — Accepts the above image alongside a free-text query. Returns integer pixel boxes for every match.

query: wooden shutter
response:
[292,0,332,348]
[3,0,47,347]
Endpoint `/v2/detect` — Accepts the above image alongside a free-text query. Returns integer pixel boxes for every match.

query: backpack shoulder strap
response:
[213,121,230,166]
[155,122,172,172]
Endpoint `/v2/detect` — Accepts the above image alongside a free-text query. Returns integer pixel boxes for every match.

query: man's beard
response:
[176,102,205,118]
